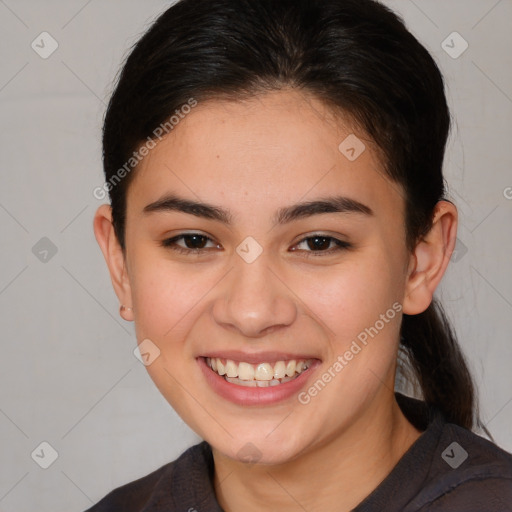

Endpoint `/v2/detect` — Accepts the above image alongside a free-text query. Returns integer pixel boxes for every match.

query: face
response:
[119,90,412,464]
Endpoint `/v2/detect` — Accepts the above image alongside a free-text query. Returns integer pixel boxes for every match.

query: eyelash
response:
[160,233,351,258]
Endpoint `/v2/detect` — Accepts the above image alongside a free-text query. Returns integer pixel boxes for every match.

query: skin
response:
[94,89,457,511]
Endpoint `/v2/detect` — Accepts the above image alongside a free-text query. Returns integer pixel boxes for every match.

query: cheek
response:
[128,257,211,416]
[129,253,208,347]
[293,265,403,411]
[294,250,406,402]
[293,252,403,342]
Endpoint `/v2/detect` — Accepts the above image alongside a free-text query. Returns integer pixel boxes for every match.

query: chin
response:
[209,431,313,466]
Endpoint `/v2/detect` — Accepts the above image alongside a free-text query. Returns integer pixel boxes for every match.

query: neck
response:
[212,391,422,512]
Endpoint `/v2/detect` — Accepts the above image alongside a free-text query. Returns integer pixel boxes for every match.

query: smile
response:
[205,357,312,388]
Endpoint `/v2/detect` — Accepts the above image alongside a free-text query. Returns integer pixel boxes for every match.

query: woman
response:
[89,0,512,510]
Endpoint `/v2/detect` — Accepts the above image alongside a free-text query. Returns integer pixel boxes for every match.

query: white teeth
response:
[205,357,312,385]
[273,360,286,379]
[226,376,258,387]
[285,360,296,377]
[254,363,273,381]
[225,376,297,387]
[225,359,238,378]
[217,360,226,376]
[238,362,255,380]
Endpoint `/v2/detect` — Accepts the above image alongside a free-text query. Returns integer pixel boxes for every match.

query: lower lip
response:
[197,357,320,406]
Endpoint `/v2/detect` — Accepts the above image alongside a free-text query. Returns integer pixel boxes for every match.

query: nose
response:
[212,255,297,338]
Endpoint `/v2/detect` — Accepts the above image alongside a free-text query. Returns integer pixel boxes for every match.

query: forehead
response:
[127,89,402,221]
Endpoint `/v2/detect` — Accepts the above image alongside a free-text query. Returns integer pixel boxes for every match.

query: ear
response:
[93,204,134,321]
[403,200,457,315]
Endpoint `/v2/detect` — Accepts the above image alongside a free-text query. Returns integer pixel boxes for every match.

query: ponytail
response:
[400,299,476,430]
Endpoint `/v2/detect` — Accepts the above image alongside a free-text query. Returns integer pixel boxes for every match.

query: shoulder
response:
[83,460,175,512]
[414,422,512,511]
[84,441,214,512]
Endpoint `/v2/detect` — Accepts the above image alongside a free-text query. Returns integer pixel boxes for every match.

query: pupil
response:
[308,236,330,251]
[186,235,207,249]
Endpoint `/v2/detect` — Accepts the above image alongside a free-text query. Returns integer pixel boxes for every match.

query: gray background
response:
[0,1,511,510]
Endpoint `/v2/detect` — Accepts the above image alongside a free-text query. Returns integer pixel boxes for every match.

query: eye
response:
[291,234,351,257]
[161,233,221,254]
[160,232,351,258]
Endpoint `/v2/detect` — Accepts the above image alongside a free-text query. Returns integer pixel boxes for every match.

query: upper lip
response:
[199,350,321,364]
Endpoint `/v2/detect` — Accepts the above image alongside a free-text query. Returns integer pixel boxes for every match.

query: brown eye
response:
[306,236,332,251]
[161,233,220,254]
[292,235,351,257]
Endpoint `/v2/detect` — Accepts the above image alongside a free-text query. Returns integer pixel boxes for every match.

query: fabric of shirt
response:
[85,393,512,511]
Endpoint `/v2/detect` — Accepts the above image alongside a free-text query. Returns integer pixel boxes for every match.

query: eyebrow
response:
[142,193,373,226]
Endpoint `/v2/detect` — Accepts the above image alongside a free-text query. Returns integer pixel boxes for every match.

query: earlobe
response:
[403,201,457,315]
[93,205,134,321]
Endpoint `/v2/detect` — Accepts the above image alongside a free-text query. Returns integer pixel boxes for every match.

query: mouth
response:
[204,356,314,388]
[197,353,321,406]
